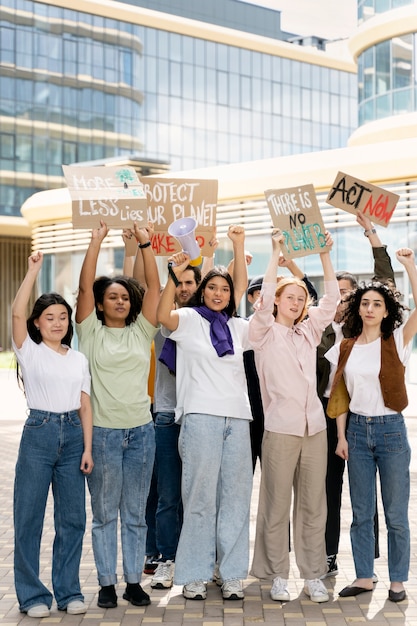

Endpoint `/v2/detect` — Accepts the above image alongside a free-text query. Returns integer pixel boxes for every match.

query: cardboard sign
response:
[264,184,330,259]
[63,165,147,228]
[141,177,218,257]
[326,171,399,227]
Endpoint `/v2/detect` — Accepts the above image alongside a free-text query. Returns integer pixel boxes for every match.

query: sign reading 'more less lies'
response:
[265,184,331,259]
[140,177,217,257]
[63,165,147,228]
[326,171,400,227]
[63,166,218,257]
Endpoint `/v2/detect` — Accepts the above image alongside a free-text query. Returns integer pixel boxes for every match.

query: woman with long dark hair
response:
[76,220,160,609]
[157,225,252,602]
[12,251,93,618]
[327,247,417,602]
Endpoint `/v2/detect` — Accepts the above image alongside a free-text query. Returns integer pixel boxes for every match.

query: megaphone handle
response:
[167,261,180,287]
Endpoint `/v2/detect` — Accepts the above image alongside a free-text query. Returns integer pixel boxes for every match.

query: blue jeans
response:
[347,412,411,581]
[174,414,253,585]
[87,422,155,586]
[154,412,183,560]
[14,410,86,612]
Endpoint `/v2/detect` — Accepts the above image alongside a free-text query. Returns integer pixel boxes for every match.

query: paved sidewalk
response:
[0,368,417,625]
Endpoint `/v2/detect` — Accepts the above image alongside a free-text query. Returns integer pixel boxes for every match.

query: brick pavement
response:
[0,368,417,625]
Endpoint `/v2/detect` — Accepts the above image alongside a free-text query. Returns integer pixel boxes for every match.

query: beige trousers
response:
[251,428,327,580]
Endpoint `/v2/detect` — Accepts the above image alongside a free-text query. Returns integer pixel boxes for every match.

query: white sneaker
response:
[373,572,378,583]
[151,560,174,589]
[221,579,244,600]
[270,576,290,602]
[27,604,50,618]
[304,578,329,603]
[66,600,87,614]
[183,581,207,600]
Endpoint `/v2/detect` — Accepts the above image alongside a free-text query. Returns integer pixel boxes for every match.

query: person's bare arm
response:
[12,252,43,348]
[76,221,108,323]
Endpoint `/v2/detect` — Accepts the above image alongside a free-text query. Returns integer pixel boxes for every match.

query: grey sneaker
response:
[221,579,244,600]
[270,576,290,602]
[151,560,174,589]
[183,581,207,600]
[304,578,329,603]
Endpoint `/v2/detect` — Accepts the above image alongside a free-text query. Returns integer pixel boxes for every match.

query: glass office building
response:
[356,0,417,124]
[0,0,357,219]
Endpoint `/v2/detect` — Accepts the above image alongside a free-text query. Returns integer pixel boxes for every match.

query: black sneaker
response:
[98,585,117,608]
[143,555,160,575]
[320,555,339,579]
[123,583,151,606]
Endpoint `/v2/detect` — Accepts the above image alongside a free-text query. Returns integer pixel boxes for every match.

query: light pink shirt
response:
[249,280,340,436]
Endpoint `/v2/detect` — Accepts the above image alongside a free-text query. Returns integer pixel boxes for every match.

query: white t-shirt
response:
[325,325,411,416]
[13,335,91,413]
[163,309,252,422]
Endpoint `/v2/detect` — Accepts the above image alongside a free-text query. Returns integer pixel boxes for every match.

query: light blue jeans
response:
[87,422,155,586]
[174,413,253,585]
[14,410,86,612]
[347,412,411,581]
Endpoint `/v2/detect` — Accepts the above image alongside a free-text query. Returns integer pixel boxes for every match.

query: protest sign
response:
[63,165,147,228]
[264,184,330,259]
[326,171,399,227]
[141,177,217,257]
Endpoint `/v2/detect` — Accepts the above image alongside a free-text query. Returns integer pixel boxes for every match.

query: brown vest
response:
[327,334,408,419]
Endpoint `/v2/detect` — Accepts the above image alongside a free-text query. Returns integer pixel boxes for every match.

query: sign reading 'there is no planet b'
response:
[265,184,330,259]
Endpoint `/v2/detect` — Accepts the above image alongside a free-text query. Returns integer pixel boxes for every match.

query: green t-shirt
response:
[76,310,158,428]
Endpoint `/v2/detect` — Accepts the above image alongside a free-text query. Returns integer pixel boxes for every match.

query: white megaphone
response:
[168,217,202,266]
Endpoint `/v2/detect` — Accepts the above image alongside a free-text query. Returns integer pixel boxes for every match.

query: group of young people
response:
[11,214,416,617]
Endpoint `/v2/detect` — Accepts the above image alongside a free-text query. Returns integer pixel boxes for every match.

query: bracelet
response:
[138,240,151,249]
[167,262,180,287]
[364,228,376,237]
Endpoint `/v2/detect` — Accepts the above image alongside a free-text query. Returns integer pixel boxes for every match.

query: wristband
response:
[364,228,376,237]
[167,261,180,287]
[138,240,151,249]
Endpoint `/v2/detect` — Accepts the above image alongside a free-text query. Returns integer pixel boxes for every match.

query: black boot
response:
[98,585,117,608]
[123,583,151,606]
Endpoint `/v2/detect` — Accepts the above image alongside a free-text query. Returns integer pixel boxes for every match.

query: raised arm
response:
[319,231,337,282]
[132,222,160,327]
[76,221,108,323]
[201,229,218,278]
[122,229,135,278]
[397,248,417,346]
[227,225,247,307]
[157,252,190,331]
[264,229,282,283]
[12,251,43,348]
[357,211,395,285]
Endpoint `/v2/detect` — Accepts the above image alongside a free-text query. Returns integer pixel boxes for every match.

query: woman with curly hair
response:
[76,220,160,609]
[326,247,417,603]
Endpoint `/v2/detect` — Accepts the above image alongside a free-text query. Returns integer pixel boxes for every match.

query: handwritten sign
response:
[265,184,330,259]
[140,177,217,257]
[63,165,147,228]
[326,171,399,227]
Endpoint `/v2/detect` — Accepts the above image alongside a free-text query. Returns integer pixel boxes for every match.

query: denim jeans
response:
[145,464,159,557]
[14,410,86,612]
[154,412,183,560]
[347,412,411,581]
[174,413,253,585]
[87,422,155,586]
